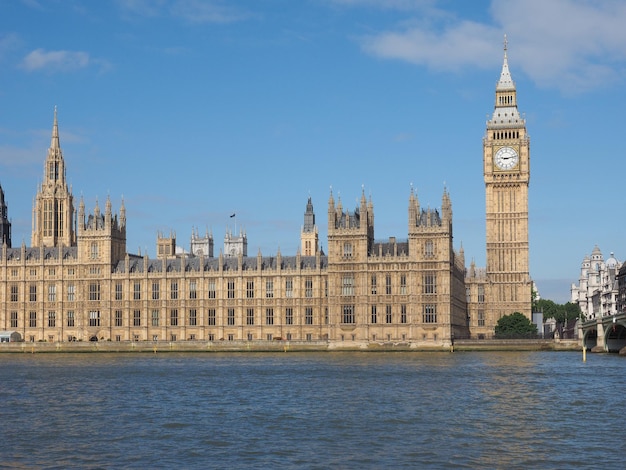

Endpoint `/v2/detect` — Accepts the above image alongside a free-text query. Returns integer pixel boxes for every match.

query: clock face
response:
[494,146,519,170]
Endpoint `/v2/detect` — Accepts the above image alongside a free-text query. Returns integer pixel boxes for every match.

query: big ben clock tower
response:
[483,36,532,325]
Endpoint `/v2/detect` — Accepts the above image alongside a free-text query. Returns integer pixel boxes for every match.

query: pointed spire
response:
[50,106,60,150]
[496,34,515,91]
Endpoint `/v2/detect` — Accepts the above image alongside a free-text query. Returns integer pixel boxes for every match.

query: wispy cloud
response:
[117,0,251,23]
[0,33,21,59]
[354,0,626,93]
[19,49,110,73]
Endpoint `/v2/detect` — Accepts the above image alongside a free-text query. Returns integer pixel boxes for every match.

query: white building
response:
[571,246,621,320]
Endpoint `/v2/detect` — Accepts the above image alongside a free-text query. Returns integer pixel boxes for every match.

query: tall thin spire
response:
[51,106,60,150]
[496,34,515,91]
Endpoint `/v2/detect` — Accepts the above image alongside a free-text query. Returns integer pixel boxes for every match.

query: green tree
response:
[536,299,582,324]
[495,312,538,338]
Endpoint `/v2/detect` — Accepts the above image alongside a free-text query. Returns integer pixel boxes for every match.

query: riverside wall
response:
[0,339,582,353]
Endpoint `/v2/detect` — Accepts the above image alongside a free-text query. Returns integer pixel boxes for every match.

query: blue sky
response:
[1,0,626,303]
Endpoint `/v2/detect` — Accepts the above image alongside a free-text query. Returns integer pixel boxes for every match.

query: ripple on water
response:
[0,351,625,469]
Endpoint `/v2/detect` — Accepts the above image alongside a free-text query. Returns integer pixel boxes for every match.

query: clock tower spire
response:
[482,37,532,330]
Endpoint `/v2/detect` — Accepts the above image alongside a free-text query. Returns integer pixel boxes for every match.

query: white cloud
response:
[20,49,90,72]
[19,49,111,74]
[357,0,626,93]
[363,21,500,71]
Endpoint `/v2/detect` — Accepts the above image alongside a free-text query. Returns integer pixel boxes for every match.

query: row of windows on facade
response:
[341,241,436,257]
[5,274,441,302]
[492,130,520,140]
[466,286,486,303]
[5,304,439,329]
[29,331,441,343]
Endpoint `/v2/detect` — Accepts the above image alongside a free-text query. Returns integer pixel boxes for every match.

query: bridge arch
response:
[605,323,626,353]
[583,329,597,351]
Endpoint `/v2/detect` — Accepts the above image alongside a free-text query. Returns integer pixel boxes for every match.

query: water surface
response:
[0,351,623,469]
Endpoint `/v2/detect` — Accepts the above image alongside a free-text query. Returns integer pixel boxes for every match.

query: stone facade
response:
[465,37,532,338]
[0,40,531,343]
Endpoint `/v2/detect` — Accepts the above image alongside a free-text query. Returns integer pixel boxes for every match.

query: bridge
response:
[581,312,626,353]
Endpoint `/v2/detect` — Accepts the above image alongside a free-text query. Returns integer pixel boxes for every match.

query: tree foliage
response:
[495,312,538,338]
[535,299,582,324]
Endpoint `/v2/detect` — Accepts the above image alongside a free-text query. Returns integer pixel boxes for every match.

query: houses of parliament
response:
[0,43,531,345]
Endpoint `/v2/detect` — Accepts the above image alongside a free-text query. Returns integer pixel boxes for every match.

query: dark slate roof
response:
[112,254,328,274]
[5,246,78,261]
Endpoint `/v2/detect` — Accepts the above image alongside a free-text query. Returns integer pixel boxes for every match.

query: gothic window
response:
[285,308,293,325]
[285,278,293,298]
[386,305,392,324]
[10,285,18,302]
[189,309,197,326]
[246,280,254,298]
[152,282,160,300]
[115,310,122,327]
[305,307,313,325]
[48,285,56,302]
[133,282,141,300]
[371,275,377,295]
[170,309,178,326]
[10,311,18,328]
[48,311,56,327]
[266,279,274,298]
[67,284,75,302]
[400,304,407,324]
[89,310,101,327]
[425,240,434,257]
[247,308,255,325]
[152,310,159,326]
[208,309,216,326]
[90,242,98,259]
[305,277,313,298]
[423,273,436,294]
[423,305,437,323]
[29,311,37,328]
[113,283,123,300]
[266,308,274,325]
[133,310,141,326]
[385,275,392,295]
[343,242,353,257]
[478,310,485,327]
[171,281,178,300]
[227,308,235,326]
[208,280,216,299]
[478,285,485,303]
[67,311,75,327]
[189,280,197,299]
[371,305,377,324]
[342,275,354,295]
[29,285,37,302]
[400,275,407,295]
[342,305,355,324]
[227,280,235,299]
[89,283,101,301]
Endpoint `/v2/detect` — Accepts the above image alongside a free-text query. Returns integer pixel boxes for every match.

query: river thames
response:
[0,351,624,469]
